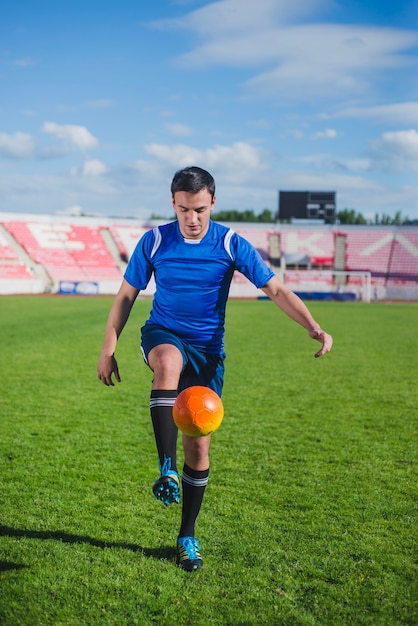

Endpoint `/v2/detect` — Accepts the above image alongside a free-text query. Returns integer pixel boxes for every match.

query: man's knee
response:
[183,434,211,470]
[149,344,183,387]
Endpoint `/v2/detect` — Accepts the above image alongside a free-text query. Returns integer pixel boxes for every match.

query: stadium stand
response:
[0,214,417,300]
[0,240,19,262]
[234,228,274,263]
[386,232,418,280]
[345,230,393,276]
[3,220,123,289]
[279,230,334,267]
[108,225,150,260]
[382,231,418,299]
[0,263,35,279]
[0,223,43,293]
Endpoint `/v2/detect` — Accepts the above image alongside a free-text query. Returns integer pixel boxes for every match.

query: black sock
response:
[179,464,209,538]
[150,390,178,473]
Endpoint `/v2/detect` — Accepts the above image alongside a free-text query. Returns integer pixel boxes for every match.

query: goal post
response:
[332,270,372,303]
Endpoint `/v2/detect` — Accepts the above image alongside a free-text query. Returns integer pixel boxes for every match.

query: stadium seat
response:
[4,221,122,282]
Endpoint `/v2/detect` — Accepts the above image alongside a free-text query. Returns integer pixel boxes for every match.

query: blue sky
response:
[1,0,418,220]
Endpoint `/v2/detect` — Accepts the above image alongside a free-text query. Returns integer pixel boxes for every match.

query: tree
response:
[337,209,367,225]
[211,209,275,223]
[373,211,415,225]
[258,209,275,222]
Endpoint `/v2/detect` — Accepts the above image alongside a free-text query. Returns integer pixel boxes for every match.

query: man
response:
[97,166,333,571]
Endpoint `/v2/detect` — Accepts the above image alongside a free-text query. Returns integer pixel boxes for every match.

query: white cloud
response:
[42,122,99,151]
[310,128,338,140]
[248,118,272,129]
[0,132,35,158]
[299,152,371,171]
[335,158,371,172]
[330,102,418,124]
[242,25,418,98]
[144,141,264,181]
[153,0,418,100]
[152,0,328,36]
[206,141,264,173]
[298,153,332,167]
[289,129,305,139]
[38,145,71,159]
[82,159,109,176]
[369,129,418,172]
[380,129,418,156]
[144,143,203,167]
[281,169,380,192]
[165,123,193,137]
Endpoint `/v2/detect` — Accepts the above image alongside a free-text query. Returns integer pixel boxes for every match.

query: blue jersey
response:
[124,220,274,353]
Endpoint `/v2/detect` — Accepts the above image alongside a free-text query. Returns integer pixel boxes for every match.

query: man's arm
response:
[97,279,140,385]
[261,276,333,358]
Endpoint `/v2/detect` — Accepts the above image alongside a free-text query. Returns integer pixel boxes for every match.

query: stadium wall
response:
[1,213,417,301]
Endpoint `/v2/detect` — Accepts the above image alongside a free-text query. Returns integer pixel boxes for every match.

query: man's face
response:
[172,189,215,240]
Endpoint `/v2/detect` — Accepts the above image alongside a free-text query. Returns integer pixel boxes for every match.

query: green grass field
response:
[0,296,417,625]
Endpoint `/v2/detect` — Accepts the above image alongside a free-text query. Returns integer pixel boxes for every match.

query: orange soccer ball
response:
[173,386,224,437]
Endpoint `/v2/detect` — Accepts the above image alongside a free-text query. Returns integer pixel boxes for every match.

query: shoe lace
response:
[160,455,173,476]
[179,537,201,559]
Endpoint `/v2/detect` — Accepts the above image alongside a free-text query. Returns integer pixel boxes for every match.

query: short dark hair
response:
[171,166,215,199]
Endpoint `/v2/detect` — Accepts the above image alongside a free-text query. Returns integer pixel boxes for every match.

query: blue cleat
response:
[176,536,203,571]
[152,456,180,506]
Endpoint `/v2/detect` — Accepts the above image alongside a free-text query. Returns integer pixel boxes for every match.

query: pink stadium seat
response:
[0,264,34,279]
[234,228,273,263]
[388,232,418,279]
[4,221,122,282]
[344,229,418,282]
[109,225,150,259]
[345,231,392,274]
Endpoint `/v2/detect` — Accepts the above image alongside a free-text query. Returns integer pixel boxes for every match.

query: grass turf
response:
[0,296,417,625]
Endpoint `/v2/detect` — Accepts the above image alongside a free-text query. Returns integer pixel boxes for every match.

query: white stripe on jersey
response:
[150,227,162,258]
[224,228,234,260]
[151,225,235,258]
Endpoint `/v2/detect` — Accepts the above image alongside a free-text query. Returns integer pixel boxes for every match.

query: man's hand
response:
[309,328,333,358]
[97,353,121,386]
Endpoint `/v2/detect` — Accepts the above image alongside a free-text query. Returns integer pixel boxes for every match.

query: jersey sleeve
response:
[123,229,155,290]
[231,233,275,288]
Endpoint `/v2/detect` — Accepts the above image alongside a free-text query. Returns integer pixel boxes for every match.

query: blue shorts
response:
[141,324,226,397]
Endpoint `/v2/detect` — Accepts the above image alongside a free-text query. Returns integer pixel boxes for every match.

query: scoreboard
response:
[279,191,336,223]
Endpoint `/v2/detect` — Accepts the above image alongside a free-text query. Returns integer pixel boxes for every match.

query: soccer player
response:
[97,166,333,571]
